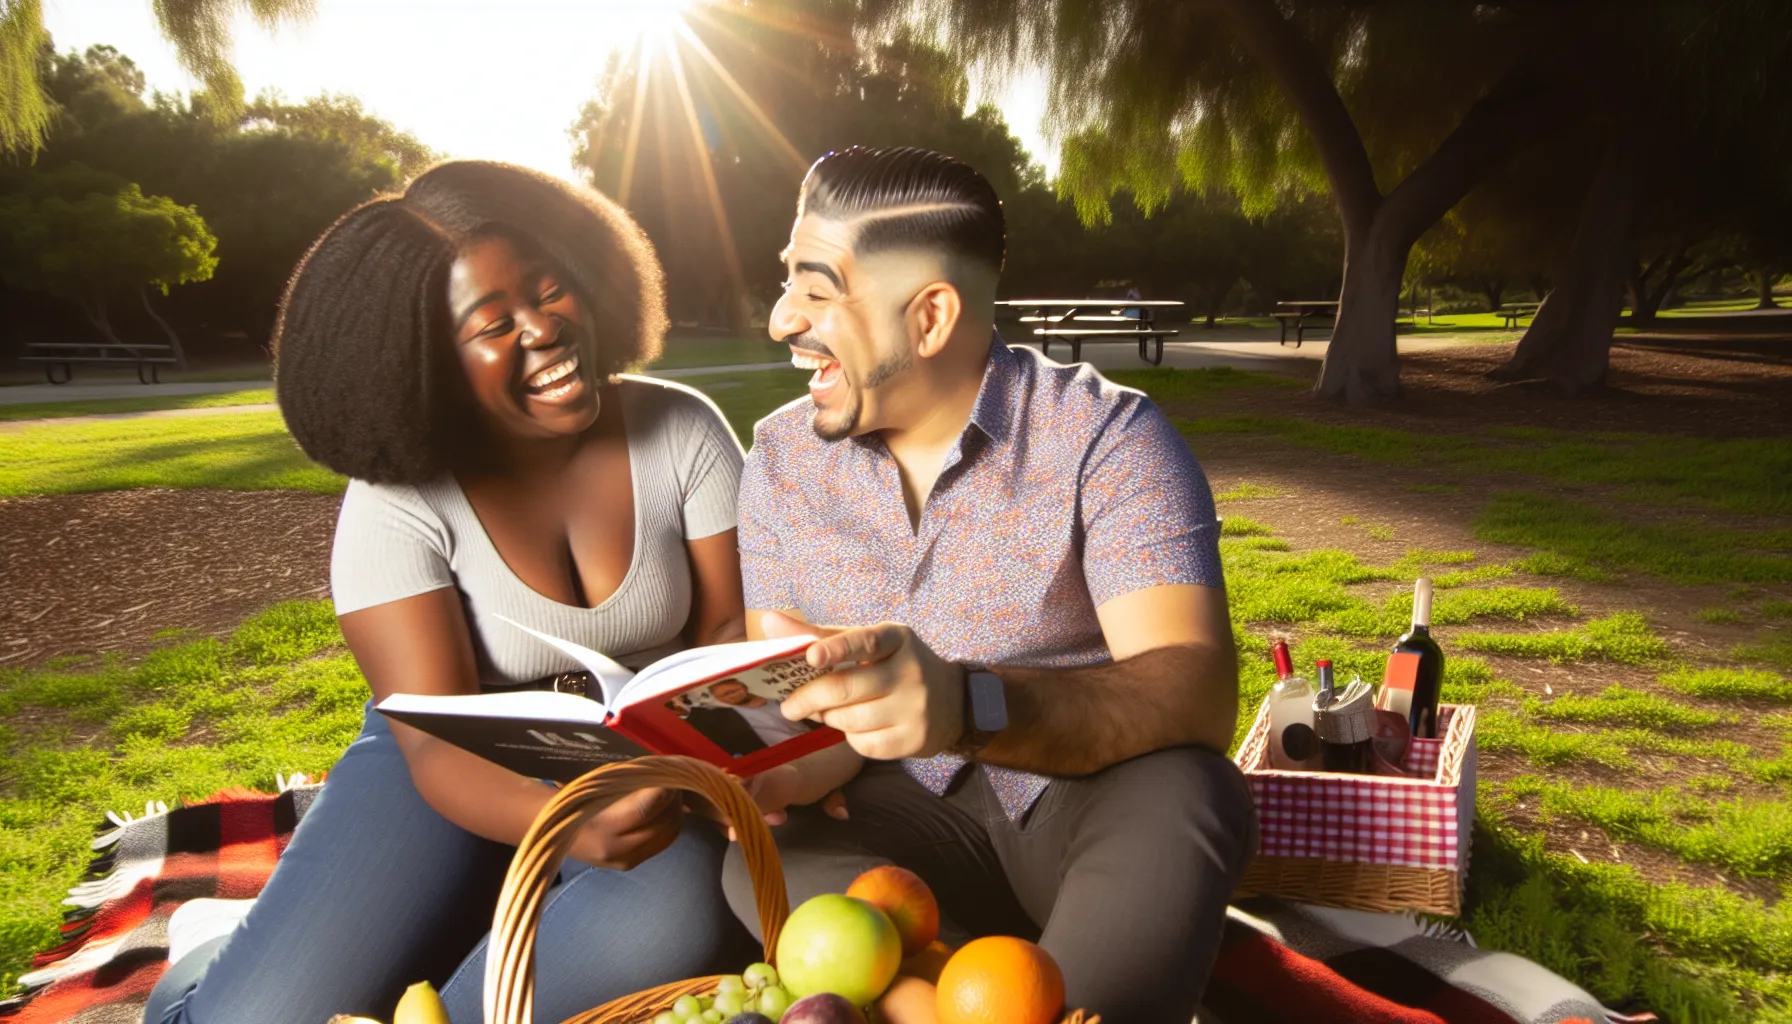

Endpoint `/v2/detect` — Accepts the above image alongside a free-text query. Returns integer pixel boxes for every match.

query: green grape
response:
[755,985,793,1018]
[715,975,746,996]
[742,962,779,991]
[672,994,703,1019]
[713,991,746,1016]
[701,1011,724,1024]
[699,996,714,1010]
[653,1014,678,1024]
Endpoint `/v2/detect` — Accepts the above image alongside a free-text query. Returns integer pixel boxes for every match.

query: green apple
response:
[773,894,901,1007]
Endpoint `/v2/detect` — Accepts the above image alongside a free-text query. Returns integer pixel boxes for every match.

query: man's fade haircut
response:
[797,146,1005,274]
[272,161,667,485]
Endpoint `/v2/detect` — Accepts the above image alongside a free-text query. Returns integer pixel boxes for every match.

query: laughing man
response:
[727,146,1256,1022]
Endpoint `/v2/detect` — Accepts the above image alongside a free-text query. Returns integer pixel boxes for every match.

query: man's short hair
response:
[797,146,1005,273]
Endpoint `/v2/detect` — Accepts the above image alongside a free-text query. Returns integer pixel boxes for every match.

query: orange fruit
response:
[935,936,1064,1024]
[899,940,954,985]
[874,975,940,1024]
[846,865,941,957]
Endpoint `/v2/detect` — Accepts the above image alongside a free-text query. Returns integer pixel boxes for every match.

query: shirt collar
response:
[965,334,1017,445]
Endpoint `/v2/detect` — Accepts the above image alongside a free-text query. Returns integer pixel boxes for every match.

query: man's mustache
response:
[780,331,836,361]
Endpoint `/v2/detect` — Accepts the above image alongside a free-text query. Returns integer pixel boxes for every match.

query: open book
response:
[375,616,842,781]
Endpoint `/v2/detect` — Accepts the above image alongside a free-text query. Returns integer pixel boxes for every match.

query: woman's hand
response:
[570,786,684,870]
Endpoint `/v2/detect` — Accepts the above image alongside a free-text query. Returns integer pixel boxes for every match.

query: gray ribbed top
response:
[329,375,744,688]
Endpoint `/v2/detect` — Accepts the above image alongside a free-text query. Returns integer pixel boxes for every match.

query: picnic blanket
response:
[1,785,1654,1024]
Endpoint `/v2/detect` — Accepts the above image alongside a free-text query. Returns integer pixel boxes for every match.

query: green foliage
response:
[1457,613,1670,665]
[0,164,218,306]
[1662,668,1792,702]
[1525,686,1732,732]
[0,0,49,153]
[1696,608,1743,625]
[226,601,342,667]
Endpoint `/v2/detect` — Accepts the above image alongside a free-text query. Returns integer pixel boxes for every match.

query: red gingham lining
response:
[1238,704,1475,872]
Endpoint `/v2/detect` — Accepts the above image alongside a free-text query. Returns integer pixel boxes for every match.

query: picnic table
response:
[1497,303,1540,328]
[1273,300,1338,348]
[20,341,179,384]
[997,298,1182,365]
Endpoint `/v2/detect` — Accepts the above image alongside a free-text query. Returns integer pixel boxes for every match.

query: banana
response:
[326,1017,383,1024]
[393,980,451,1024]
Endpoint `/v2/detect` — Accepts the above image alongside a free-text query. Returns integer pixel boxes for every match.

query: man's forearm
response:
[973,643,1239,776]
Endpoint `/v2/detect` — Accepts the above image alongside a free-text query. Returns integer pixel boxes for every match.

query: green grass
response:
[1214,481,1283,502]
[1175,415,1792,517]
[1365,523,1396,540]
[642,332,788,371]
[1515,550,1617,584]
[1735,636,1792,673]
[1220,516,1274,537]
[0,375,813,498]
[1761,600,1792,621]
[0,602,367,994]
[1662,667,1792,702]
[1525,685,1733,731]
[1475,493,1791,585]
[0,410,343,497]
[0,388,276,422]
[1104,365,1300,401]
[1457,612,1670,664]
[1505,777,1792,880]
[1698,608,1745,625]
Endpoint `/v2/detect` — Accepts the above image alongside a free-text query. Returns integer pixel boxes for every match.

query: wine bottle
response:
[1265,641,1318,770]
[1315,672,1376,774]
[1387,578,1446,739]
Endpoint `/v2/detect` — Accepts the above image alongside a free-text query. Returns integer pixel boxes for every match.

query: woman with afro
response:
[146,162,789,1023]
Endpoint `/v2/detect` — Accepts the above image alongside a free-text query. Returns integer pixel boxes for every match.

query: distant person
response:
[1123,285,1143,319]
[143,161,849,1024]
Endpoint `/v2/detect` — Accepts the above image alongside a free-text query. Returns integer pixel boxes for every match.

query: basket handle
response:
[483,756,789,1024]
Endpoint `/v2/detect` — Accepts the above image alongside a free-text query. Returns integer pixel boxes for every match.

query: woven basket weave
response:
[481,755,1099,1024]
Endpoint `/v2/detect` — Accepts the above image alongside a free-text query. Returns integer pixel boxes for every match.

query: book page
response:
[614,635,820,709]
[491,614,633,709]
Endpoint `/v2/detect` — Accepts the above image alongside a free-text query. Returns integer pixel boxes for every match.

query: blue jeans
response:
[145,707,751,1024]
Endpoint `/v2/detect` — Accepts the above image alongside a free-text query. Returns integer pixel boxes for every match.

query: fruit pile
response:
[330,867,1070,1024]
[707,865,1067,1024]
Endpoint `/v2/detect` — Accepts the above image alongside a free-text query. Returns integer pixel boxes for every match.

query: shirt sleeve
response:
[737,426,798,612]
[329,479,458,615]
[671,387,746,541]
[1080,395,1225,607]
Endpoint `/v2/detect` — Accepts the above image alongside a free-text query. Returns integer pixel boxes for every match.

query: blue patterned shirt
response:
[737,340,1225,820]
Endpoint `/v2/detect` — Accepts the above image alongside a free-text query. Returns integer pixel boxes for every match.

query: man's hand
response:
[571,786,683,870]
[766,611,966,760]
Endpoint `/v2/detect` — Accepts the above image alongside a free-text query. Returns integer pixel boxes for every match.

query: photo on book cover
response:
[669,677,819,758]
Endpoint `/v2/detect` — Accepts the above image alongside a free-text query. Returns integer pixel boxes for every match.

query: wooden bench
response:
[1033,327,1179,365]
[20,342,178,384]
[1498,304,1540,328]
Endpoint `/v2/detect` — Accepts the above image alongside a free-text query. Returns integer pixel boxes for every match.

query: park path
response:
[0,337,1495,429]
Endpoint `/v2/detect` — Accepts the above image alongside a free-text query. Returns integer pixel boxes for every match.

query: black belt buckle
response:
[547,671,594,699]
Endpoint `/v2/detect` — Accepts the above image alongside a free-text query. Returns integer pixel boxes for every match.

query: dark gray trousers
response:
[722,746,1257,1024]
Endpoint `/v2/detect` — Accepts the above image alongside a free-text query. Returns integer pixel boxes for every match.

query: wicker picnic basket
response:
[1233,703,1478,916]
[480,755,1099,1024]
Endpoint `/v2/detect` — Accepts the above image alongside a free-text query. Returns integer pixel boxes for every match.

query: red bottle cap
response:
[1316,659,1333,668]
[1271,641,1294,679]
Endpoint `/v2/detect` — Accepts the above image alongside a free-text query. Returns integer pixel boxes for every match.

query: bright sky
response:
[41,0,1058,183]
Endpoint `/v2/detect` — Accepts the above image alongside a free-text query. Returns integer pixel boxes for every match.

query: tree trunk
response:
[1202,279,1234,327]
[140,287,188,369]
[1625,269,1651,326]
[1480,281,1506,312]
[1493,139,1638,392]
[1318,220,1409,402]
[78,297,139,353]
[1757,267,1781,310]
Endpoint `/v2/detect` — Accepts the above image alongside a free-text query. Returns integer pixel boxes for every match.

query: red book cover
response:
[376,619,845,782]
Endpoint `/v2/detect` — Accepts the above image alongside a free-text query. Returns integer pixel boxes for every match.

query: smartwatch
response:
[951,664,1008,758]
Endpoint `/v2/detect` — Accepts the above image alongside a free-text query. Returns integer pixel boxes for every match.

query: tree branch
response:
[1208,0,1382,238]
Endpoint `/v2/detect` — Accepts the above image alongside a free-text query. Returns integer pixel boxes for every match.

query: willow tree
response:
[866,0,1569,403]
[0,0,312,152]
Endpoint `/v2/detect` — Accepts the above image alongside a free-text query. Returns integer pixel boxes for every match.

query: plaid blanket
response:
[2,786,1654,1024]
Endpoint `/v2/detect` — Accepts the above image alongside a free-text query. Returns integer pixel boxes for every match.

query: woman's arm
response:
[339,590,682,869]
[684,529,746,647]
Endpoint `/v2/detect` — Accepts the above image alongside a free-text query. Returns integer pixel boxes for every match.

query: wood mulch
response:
[0,489,338,670]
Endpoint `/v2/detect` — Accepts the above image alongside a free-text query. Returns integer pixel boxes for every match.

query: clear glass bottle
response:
[1266,641,1319,770]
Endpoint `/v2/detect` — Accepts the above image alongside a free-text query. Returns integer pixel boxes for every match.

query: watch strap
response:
[952,664,1007,757]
